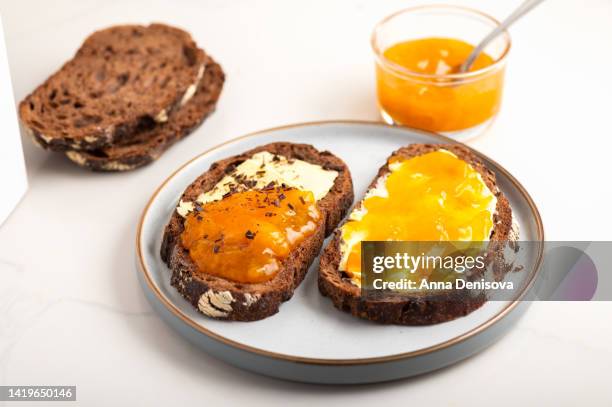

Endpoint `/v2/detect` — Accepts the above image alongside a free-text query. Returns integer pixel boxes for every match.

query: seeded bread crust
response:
[161,143,354,321]
[19,23,205,151]
[318,144,514,325]
[62,59,224,171]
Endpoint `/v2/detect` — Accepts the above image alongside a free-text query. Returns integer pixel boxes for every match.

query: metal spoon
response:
[458,0,545,73]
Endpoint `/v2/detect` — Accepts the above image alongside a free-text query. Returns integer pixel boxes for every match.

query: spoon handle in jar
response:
[459,0,546,73]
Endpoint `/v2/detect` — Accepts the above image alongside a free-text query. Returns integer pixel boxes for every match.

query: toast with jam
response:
[318,144,519,325]
[161,142,354,321]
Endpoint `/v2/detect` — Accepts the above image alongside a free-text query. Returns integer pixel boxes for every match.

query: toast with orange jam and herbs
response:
[161,142,354,321]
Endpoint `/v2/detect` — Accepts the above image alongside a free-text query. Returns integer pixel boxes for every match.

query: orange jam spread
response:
[180,187,320,284]
[340,150,497,283]
[376,37,504,132]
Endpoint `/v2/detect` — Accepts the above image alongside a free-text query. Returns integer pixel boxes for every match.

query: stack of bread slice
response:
[19,23,224,171]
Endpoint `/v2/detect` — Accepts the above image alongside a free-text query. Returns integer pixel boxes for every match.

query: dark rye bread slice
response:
[161,143,354,321]
[63,59,224,171]
[19,23,206,151]
[318,144,514,326]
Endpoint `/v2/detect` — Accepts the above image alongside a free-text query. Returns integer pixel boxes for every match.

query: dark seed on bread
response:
[19,23,206,151]
[318,144,514,326]
[161,143,354,321]
[63,59,225,171]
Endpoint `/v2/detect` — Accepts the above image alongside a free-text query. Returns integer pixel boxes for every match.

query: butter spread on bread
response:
[177,151,338,217]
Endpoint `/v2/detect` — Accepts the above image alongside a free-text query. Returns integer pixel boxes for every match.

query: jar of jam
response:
[372,5,511,141]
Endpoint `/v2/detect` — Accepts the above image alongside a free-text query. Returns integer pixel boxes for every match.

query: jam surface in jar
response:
[376,37,504,132]
[340,150,497,283]
[180,187,321,284]
[384,37,494,75]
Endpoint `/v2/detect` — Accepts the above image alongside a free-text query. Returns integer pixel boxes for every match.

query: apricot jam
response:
[341,150,497,282]
[376,37,504,132]
[180,187,321,284]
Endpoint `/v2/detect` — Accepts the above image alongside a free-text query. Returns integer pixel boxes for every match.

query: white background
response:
[0,16,26,227]
[0,0,611,405]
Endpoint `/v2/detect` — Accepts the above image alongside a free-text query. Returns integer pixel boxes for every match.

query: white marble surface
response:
[0,0,610,405]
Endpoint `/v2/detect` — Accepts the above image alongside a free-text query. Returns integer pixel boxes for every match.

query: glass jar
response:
[372,5,511,141]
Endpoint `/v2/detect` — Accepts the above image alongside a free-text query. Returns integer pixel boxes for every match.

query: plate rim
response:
[136,120,545,366]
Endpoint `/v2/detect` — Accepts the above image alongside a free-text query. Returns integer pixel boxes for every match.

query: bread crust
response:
[161,142,354,321]
[19,23,206,151]
[62,59,224,171]
[318,144,514,325]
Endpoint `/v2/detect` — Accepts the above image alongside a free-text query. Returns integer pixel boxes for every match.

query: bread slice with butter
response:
[19,23,206,152]
[318,144,518,325]
[161,142,354,321]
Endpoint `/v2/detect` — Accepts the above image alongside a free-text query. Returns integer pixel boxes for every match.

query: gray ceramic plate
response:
[136,121,544,384]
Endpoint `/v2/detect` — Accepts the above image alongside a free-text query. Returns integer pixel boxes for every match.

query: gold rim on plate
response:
[136,120,544,366]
